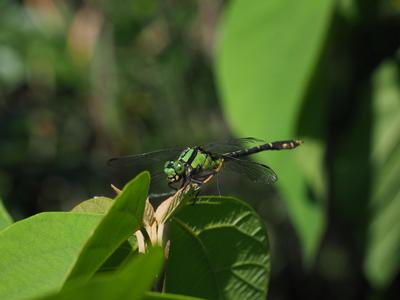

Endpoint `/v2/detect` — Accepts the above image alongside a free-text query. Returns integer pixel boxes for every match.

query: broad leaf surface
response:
[0,212,102,300]
[0,198,13,231]
[165,196,270,300]
[37,248,163,300]
[216,0,334,261]
[364,61,400,288]
[64,171,149,285]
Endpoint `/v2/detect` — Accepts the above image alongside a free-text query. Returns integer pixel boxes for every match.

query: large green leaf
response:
[64,171,149,285]
[0,212,103,300]
[364,60,400,288]
[37,248,163,300]
[165,196,270,300]
[216,0,334,261]
[0,198,13,231]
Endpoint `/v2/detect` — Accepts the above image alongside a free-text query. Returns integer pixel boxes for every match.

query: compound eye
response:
[174,161,184,174]
[164,161,175,176]
[164,161,173,168]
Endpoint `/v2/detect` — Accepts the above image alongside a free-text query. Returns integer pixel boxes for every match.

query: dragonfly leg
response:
[188,172,215,205]
[190,177,204,185]
[168,182,178,191]
[190,189,201,205]
[201,162,223,184]
[189,178,203,204]
[179,176,191,189]
[195,170,218,185]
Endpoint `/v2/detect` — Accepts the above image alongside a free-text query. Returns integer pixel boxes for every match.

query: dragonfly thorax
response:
[163,147,222,184]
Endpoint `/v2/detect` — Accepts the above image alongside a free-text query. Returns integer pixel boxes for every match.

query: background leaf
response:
[37,247,163,300]
[364,60,400,288]
[216,0,334,262]
[0,212,102,300]
[71,197,114,214]
[0,198,13,231]
[165,196,270,300]
[64,171,149,285]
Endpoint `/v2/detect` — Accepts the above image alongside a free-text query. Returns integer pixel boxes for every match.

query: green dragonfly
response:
[108,138,303,197]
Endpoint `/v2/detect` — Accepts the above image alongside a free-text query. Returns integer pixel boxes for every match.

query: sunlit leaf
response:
[0,212,103,300]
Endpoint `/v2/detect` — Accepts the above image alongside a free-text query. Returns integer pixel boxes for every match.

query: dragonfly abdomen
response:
[224,140,303,159]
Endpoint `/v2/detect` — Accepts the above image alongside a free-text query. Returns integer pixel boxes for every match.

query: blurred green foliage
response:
[216,0,334,263]
[364,60,400,289]
[0,0,225,215]
[1,0,400,299]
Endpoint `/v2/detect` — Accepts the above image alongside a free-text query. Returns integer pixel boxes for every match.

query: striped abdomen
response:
[224,140,303,160]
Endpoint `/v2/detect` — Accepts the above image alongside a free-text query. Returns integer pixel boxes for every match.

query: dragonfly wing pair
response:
[108,138,280,196]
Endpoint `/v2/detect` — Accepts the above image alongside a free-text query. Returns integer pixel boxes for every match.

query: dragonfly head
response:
[164,160,185,182]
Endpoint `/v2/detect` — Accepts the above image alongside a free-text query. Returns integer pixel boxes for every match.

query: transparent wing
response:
[108,137,272,193]
[108,137,265,169]
[108,148,184,173]
[202,137,265,155]
[147,171,176,198]
[222,156,278,184]
[108,148,184,167]
[108,137,265,168]
[108,148,184,196]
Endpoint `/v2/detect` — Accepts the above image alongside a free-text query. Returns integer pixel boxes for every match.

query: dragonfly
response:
[108,138,303,197]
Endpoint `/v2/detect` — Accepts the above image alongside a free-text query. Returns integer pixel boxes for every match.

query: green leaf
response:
[71,197,138,275]
[37,248,163,300]
[364,60,400,288]
[97,240,138,274]
[216,0,334,262]
[0,198,13,231]
[71,197,114,214]
[165,196,270,300]
[144,292,204,300]
[64,171,150,285]
[0,212,103,300]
